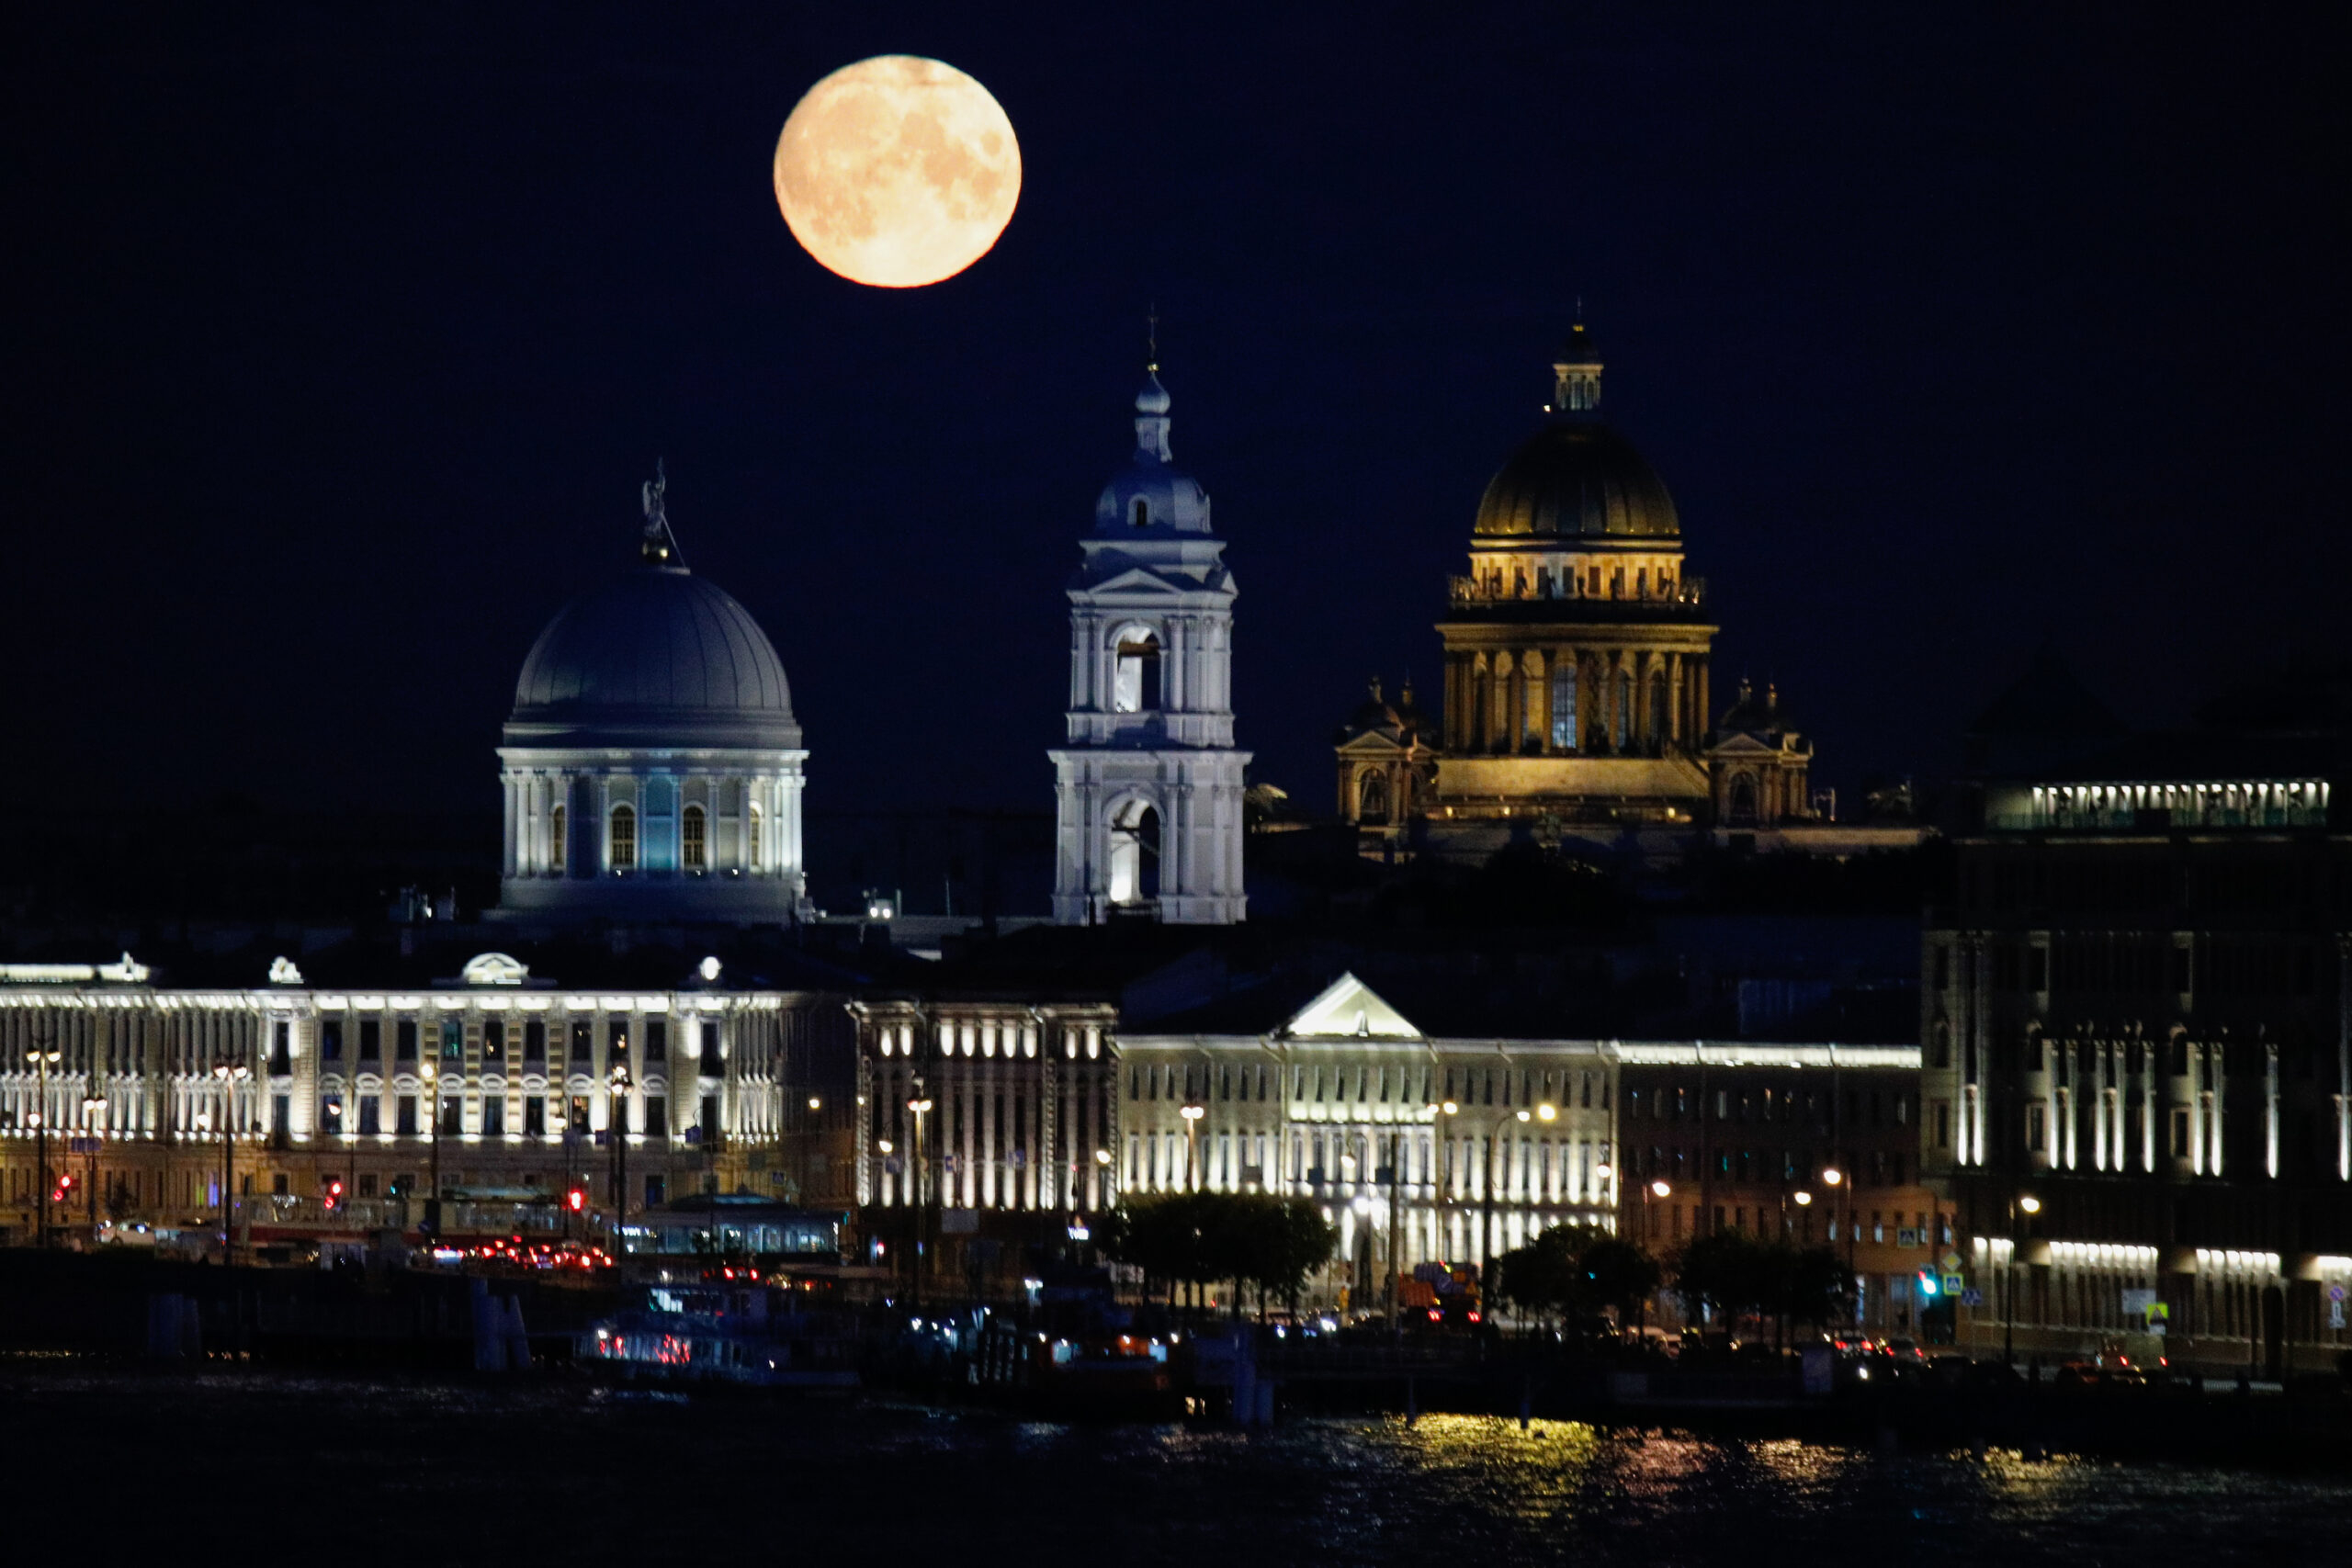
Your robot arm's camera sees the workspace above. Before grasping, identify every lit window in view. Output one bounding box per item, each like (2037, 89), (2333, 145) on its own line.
(609, 804), (636, 870)
(1550, 667), (1577, 750)
(550, 804), (567, 872)
(682, 804), (707, 870)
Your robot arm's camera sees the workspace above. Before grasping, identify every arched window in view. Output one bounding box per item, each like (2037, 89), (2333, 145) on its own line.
(681, 804), (707, 871)
(747, 802), (763, 870)
(1133, 498), (1148, 528)
(549, 805), (567, 873)
(1357, 770), (1389, 825)
(1107, 798), (1160, 906)
(1113, 628), (1161, 714)
(1728, 774), (1759, 828)
(609, 804), (637, 871)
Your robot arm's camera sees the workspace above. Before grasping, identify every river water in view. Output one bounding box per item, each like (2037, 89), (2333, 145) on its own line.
(1, 1362), (2336, 1562)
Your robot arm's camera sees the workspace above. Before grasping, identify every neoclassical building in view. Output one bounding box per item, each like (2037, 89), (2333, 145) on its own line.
(1429, 322), (1716, 823)
(0, 950), (840, 1248)
(497, 471), (809, 925)
(1334, 322), (1827, 845)
(1051, 362), (1249, 924)
(1923, 654), (2352, 1374)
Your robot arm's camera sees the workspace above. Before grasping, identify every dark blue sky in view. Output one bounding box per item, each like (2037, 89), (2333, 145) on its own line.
(7, 4), (2346, 820)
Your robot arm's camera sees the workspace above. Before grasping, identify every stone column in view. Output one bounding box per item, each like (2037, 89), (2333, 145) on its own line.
(1667, 653), (1685, 747)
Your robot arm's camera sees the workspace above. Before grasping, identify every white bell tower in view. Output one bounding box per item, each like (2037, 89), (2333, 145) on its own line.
(1050, 352), (1249, 925)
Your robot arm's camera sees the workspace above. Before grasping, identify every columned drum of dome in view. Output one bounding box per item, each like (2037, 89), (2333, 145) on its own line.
(1049, 355), (1249, 925)
(495, 474), (809, 925)
(1420, 324), (1718, 828)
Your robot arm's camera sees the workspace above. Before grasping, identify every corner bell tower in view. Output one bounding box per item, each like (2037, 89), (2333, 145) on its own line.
(1049, 344), (1249, 924)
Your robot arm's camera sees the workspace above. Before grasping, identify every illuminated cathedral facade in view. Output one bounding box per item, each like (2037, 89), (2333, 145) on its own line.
(1336, 323), (1821, 848)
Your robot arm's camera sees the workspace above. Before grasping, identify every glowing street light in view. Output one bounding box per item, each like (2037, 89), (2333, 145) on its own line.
(211, 1056), (252, 1264)
(1179, 1101), (1206, 1190)
(2007, 1192), (2041, 1364)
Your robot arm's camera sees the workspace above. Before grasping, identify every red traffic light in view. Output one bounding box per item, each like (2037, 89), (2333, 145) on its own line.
(566, 1188), (585, 1213)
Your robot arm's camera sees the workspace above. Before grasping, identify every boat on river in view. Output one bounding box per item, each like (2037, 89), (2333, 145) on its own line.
(583, 1276), (859, 1391)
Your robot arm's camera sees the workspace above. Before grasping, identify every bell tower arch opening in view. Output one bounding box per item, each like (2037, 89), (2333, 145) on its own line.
(1106, 797), (1162, 906)
(1112, 625), (1163, 714)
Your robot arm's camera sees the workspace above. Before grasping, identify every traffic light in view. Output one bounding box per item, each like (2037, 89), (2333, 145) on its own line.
(1916, 1268), (1940, 1302)
(324, 1179), (345, 1213)
(567, 1188), (586, 1213)
(52, 1172), (75, 1202)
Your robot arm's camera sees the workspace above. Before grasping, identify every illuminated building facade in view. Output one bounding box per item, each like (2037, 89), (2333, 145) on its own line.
(851, 997), (1123, 1217)
(847, 963), (1918, 1308)
(1923, 655), (2352, 1373)
(1051, 362), (1250, 925)
(495, 472), (809, 925)
(0, 953), (846, 1249)
(1613, 1043), (1940, 1333)
(1116, 974), (1621, 1293)
(1335, 323), (1841, 852)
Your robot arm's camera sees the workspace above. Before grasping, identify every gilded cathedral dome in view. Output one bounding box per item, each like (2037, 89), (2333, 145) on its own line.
(1470, 321), (1680, 543)
(1471, 421), (1681, 542)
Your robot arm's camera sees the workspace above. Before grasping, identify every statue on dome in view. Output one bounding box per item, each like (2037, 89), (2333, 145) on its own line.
(640, 459), (679, 563)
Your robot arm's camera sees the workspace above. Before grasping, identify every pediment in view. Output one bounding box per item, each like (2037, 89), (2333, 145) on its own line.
(1086, 566), (1190, 595)
(1283, 973), (1422, 1041)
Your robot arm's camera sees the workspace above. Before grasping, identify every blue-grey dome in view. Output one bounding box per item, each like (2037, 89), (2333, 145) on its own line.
(1093, 373), (1213, 536)
(505, 565), (801, 750)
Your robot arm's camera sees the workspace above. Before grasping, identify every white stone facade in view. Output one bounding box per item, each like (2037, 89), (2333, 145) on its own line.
(0, 967), (832, 1244)
(1051, 370), (1249, 924)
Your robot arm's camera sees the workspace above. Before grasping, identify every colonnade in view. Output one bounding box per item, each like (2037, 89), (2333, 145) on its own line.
(1443, 646), (1709, 757)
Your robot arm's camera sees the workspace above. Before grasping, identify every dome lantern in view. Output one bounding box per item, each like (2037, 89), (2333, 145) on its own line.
(1551, 317), (1603, 416)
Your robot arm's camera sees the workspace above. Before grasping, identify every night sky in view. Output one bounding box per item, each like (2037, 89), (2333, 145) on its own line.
(8, 5), (2346, 828)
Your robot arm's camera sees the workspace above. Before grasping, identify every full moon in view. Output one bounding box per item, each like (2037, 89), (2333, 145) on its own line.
(773, 56), (1022, 289)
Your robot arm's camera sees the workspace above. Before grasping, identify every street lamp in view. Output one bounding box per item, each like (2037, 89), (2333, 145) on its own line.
(607, 1059), (632, 1258)
(1792, 1188), (1814, 1245)
(1635, 1179), (1671, 1338)
(1429, 1100), (1464, 1269)
(28, 1036), (60, 1248)
(81, 1096), (107, 1235)
(1478, 1103), (1555, 1315)
(422, 1059), (444, 1240)
(212, 1056), (251, 1265)
(2006, 1192), (2041, 1366)
(1179, 1101), (1205, 1190)
(907, 1088), (933, 1305)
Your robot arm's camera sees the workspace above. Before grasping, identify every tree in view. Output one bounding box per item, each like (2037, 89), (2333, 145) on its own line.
(1573, 1236), (1662, 1325)
(1106, 1193), (1338, 1317)
(1672, 1232), (1850, 1347)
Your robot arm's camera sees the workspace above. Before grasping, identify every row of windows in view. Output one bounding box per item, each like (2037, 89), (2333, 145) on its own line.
(550, 802), (760, 873)
(1629, 1144), (1915, 1187)
(316, 1089), (718, 1138)
(1624, 1083), (1913, 1129)
(315, 1017), (710, 1067)
(1124, 1061), (1608, 1110)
